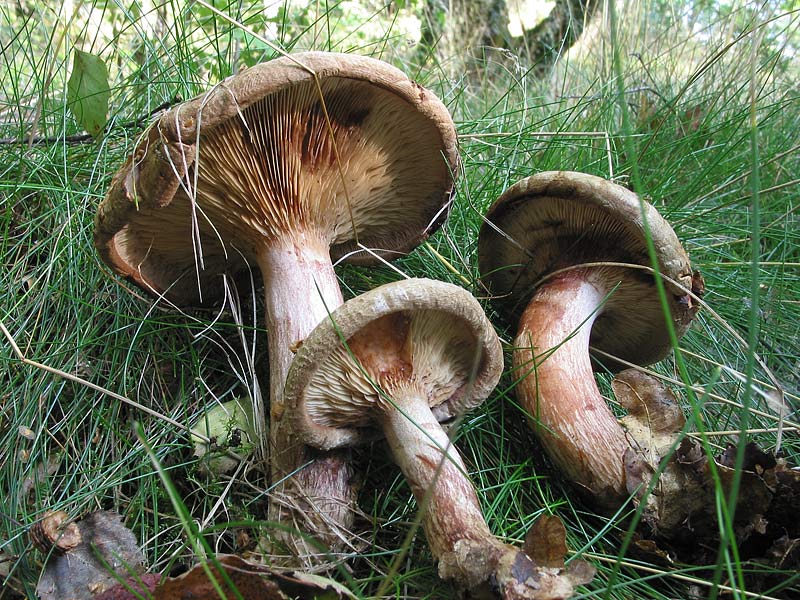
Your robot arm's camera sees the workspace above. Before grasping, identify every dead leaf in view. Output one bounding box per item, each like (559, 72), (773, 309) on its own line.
(764, 535), (800, 569)
(93, 574), (161, 600)
(155, 556), (286, 600)
(718, 442), (776, 471)
(269, 568), (357, 599)
(631, 536), (674, 565)
(523, 515), (567, 569)
(691, 270), (705, 299)
(36, 511), (145, 600)
(615, 369), (685, 439)
(154, 555), (356, 600)
(609, 369), (800, 584)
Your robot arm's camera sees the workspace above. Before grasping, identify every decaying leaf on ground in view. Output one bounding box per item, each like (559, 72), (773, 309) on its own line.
(36, 510), (146, 600)
(152, 554), (356, 599)
(93, 574), (161, 600)
(33, 511), (356, 600)
(614, 369), (800, 571)
(523, 515), (569, 569)
(509, 514), (596, 600)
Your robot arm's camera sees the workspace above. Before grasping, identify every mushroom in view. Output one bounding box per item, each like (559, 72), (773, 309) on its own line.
(95, 52), (458, 557)
(284, 278), (587, 598)
(477, 171), (702, 507)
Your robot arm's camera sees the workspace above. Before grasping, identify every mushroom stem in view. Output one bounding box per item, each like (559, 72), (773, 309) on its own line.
(514, 270), (630, 505)
(256, 238), (354, 556)
(382, 391), (495, 559)
(381, 390), (539, 595)
(258, 239), (343, 413)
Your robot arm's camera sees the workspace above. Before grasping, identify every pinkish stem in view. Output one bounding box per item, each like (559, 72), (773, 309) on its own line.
(514, 270), (630, 504)
(381, 393), (497, 559)
(256, 236), (354, 559)
(381, 391), (545, 596)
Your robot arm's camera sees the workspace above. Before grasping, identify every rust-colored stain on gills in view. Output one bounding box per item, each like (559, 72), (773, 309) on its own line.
(347, 312), (412, 383)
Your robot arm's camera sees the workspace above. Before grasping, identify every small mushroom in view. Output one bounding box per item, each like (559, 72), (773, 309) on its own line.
(95, 52), (458, 556)
(284, 279), (585, 598)
(478, 171), (701, 507)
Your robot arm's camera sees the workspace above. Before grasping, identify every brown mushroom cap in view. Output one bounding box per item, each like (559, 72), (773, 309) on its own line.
(478, 171), (697, 368)
(284, 278), (503, 451)
(96, 52), (459, 305)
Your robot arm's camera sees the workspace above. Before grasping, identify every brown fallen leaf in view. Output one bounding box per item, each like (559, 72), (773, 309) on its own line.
(613, 369), (800, 575)
(155, 556), (286, 600)
(154, 555), (356, 600)
(32, 509), (356, 600)
(514, 514), (595, 598)
(93, 574), (161, 600)
(523, 515), (568, 569)
(615, 369), (686, 439)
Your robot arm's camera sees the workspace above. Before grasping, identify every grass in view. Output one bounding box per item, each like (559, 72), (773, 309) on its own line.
(1, 1), (799, 598)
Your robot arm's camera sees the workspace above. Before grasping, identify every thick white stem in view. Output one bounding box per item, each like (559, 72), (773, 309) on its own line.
(514, 271), (630, 503)
(258, 238), (343, 418)
(256, 236), (354, 557)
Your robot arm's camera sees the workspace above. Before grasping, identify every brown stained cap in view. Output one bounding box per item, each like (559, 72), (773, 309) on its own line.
(283, 278), (503, 451)
(96, 52), (459, 305)
(478, 171), (699, 367)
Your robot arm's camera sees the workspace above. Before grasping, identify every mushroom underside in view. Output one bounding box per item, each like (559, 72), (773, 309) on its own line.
(108, 76), (453, 305)
(300, 308), (485, 445)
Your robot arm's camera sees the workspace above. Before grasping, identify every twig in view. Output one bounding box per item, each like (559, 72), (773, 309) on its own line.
(423, 241), (472, 285)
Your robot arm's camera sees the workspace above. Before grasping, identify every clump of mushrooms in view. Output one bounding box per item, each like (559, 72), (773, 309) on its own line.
(478, 171), (703, 508)
(95, 52), (458, 560)
(284, 278), (593, 598)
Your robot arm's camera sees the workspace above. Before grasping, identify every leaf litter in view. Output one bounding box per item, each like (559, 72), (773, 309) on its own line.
(614, 369), (799, 577)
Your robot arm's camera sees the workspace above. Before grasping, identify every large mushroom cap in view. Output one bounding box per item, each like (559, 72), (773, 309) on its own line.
(284, 278), (503, 451)
(96, 52), (459, 306)
(478, 171), (697, 368)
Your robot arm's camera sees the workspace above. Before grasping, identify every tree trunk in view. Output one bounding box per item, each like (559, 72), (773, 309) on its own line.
(419, 0), (599, 77)
(519, 0), (600, 75)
